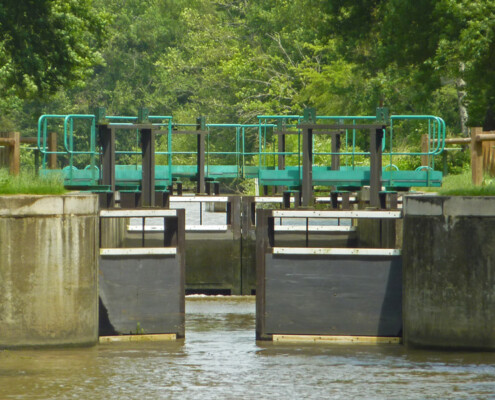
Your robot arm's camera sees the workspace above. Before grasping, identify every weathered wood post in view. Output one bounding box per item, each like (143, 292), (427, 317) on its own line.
(471, 127), (483, 186)
(420, 133), (429, 167)
(9, 132), (20, 176)
(0, 132), (21, 175)
(48, 131), (57, 169)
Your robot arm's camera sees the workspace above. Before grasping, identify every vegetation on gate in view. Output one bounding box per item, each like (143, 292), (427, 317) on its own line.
(0, 170), (67, 195)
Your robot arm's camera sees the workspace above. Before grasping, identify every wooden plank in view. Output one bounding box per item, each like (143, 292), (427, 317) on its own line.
(274, 225), (355, 232)
(255, 196), (283, 203)
(272, 247), (401, 256)
(100, 209), (177, 217)
(272, 335), (401, 344)
(272, 210), (402, 219)
(99, 333), (177, 343)
(100, 248), (177, 256)
(127, 224), (229, 232)
(170, 196), (229, 203)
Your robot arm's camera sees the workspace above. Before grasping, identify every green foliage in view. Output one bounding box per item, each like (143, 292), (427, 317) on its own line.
(3, 0), (495, 180)
(0, 170), (67, 195)
(434, 171), (495, 196)
(134, 322), (145, 335)
(0, 0), (108, 98)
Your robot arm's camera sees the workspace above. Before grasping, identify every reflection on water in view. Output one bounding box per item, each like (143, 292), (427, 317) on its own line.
(0, 296), (494, 399)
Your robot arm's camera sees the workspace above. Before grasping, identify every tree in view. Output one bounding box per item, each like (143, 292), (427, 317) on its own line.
(0, 0), (108, 98)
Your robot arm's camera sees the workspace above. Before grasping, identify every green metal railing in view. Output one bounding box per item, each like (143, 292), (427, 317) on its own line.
(37, 111), (446, 189)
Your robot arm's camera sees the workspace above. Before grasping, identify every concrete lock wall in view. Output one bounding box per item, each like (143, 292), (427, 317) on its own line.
(403, 195), (495, 351)
(0, 194), (99, 348)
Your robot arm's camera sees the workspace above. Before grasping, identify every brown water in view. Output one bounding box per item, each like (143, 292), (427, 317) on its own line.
(0, 297), (494, 399)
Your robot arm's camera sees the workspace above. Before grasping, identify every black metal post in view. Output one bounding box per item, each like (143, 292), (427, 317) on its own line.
(99, 124), (115, 208)
(196, 117), (205, 194)
(302, 126), (313, 207)
(331, 132), (341, 171)
(370, 127), (384, 208)
(141, 127), (155, 207)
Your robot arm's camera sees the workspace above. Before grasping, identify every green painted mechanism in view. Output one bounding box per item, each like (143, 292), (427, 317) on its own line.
(37, 107), (445, 192)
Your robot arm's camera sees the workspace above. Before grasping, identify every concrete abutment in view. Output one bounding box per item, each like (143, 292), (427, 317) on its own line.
(0, 194), (99, 348)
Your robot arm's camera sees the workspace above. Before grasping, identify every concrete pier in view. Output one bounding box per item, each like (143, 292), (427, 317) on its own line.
(0, 194), (99, 348)
(402, 195), (495, 350)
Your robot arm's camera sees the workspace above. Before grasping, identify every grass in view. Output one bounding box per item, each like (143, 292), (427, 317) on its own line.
(420, 170), (495, 196)
(0, 170), (67, 195)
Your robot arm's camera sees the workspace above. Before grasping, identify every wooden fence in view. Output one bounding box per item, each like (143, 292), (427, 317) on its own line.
(423, 127), (495, 185)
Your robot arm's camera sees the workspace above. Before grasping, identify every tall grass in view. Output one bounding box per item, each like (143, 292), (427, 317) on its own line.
(422, 170), (495, 196)
(0, 170), (67, 195)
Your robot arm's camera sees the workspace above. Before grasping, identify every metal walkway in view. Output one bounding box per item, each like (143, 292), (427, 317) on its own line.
(36, 107), (445, 206)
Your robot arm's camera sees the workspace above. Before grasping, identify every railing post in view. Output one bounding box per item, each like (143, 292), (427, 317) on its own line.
(420, 133), (429, 167)
(331, 131), (341, 171)
(48, 131), (57, 169)
(9, 132), (20, 176)
(471, 127), (483, 186)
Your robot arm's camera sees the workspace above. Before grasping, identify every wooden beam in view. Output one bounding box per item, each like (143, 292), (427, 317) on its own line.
(20, 137), (37, 144)
(99, 334), (177, 343)
(0, 138), (15, 145)
(9, 132), (20, 176)
(431, 137), (471, 144)
(48, 131), (57, 169)
(272, 335), (401, 344)
(475, 133), (495, 142)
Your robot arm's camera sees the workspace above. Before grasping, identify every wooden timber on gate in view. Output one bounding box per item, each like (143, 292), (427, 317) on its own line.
(424, 126), (495, 185)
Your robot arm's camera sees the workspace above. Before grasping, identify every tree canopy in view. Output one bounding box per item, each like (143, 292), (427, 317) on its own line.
(1, 0), (495, 135)
(0, 0), (107, 97)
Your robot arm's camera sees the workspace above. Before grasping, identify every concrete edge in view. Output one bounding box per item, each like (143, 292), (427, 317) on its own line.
(0, 193), (98, 216)
(404, 195), (495, 217)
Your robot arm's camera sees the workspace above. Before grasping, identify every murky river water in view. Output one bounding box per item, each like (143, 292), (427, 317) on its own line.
(1, 297), (494, 399)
